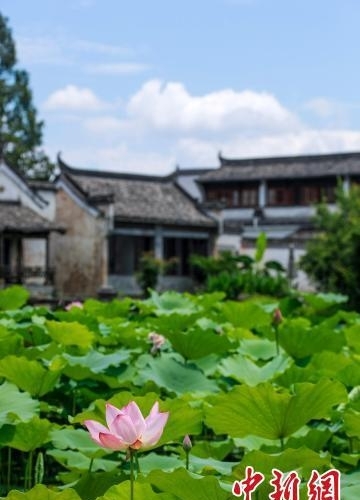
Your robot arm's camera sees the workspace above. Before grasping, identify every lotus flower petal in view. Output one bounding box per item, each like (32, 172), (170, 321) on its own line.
(142, 411), (169, 447)
(105, 403), (124, 429)
(122, 401), (146, 435)
(111, 414), (139, 444)
(99, 432), (128, 450)
(84, 420), (111, 446)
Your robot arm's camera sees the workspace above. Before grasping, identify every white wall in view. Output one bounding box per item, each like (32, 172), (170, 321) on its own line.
(0, 165), (51, 220)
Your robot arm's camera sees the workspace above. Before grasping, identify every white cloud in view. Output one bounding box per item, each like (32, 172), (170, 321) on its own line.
(17, 35), (135, 67)
(177, 129), (360, 165)
(85, 62), (149, 75)
(126, 80), (299, 134)
(44, 85), (107, 111)
(43, 79), (360, 174)
(305, 98), (340, 119)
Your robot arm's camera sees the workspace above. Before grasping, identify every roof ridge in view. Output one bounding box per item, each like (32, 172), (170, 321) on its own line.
(219, 150), (360, 167)
(57, 153), (171, 182)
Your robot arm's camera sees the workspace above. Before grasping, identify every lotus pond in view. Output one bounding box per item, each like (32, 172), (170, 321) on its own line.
(0, 286), (359, 499)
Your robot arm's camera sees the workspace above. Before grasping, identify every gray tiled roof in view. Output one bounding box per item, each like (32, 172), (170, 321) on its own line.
(199, 152), (360, 183)
(64, 170), (215, 228)
(0, 202), (58, 233)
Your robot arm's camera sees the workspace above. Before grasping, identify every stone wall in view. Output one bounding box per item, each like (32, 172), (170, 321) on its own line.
(53, 188), (106, 299)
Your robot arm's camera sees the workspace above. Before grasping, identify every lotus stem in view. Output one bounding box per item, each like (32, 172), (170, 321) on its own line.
(129, 449), (135, 500)
(274, 326), (279, 355)
(24, 450), (34, 490)
(135, 452), (141, 474)
(185, 451), (189, 471)
(7, 447), (12, 493)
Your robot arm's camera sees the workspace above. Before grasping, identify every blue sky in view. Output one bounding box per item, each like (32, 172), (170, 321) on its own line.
(2, 0), (360, 174)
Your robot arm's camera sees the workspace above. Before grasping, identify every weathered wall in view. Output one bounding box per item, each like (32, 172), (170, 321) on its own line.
(23, 238), (47, 285)
(53, 188), (106, 299)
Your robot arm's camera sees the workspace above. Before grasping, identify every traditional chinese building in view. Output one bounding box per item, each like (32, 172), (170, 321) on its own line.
(195, 151), (360, 287)
(53, 157), (216, 298)
(0, 161), (62, 299)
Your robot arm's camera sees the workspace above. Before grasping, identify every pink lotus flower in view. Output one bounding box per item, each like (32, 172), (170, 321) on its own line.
(84, 401), (169, 451)
(148, 332), (166, 354)
(65, 301), (83, 311)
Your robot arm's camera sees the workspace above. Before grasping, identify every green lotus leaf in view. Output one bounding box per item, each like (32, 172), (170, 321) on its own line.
(0, 381), (39, 424)
(145, 313), (200, 335)
(218, 353), (291, 386)
(233, 447), (332, 480)
(164, 328), (233, 360)
(205, 379), (347, 440)
(0, 285), (29, 311)
(0, 416), (52, 451)
(98, 481), (175, 500)
(146, 468), (230, 500)
(191, 439), (234, 461)
(50, 427), (105, 455)
(73, 471), (127, 500)
(238, 337), (278, 360)
(138, 452), (183, 473)
(220, 301), (271, 329)
(0, 356), (61, 396)
(278, 317), (345, 359)
(302, 292), (348, 311)
(147, 290), (198, 316)
(48, 449), (119, 472)
(62, 349), (130, 377)
(83, 297), (133, 318)
(0, 325), (23, 357)
(137, 354), (219, 395)
(3, 484), (81, 499)
(345, 324), (360, 353)
(341, 471), (360, 500)
(344, 408), (360, 437)
(159, 398), (203, 444)
(46, 320), (94, 349)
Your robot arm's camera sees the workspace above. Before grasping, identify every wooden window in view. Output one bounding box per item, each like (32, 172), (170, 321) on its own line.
(300, 184), (336, 205)
(109, 235), (153, 274)
(302, 186), (320, 204)
(163, 237), (208, 276)
(240, 188), (257, 207)
(267, 186), (294, 206)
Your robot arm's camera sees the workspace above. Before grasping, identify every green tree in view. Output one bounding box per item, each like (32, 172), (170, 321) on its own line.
(0, 13), (54, 179)
(300, 184), (360, 309)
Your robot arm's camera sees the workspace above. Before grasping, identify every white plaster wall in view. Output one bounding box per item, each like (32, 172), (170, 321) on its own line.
(265, 206), (316, 219)
(240, 245), (314, 291)
(0, 165), (50, 219)
(0, 170), (20, 201)
(221, 208), (254, 219)
(35, 190), (57, 221)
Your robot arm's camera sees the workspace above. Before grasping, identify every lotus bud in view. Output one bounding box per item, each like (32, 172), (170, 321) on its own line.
(183, 434), (192, 452)
(272, 308), (283, 326)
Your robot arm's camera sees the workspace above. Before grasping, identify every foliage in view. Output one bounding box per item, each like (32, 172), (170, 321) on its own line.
(300, 185), (360, 309)
(136, 252), (177, 297)
(191, 233), (289, 299)
(0, 14), (54, 179)
(0, 284), (359, 499)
